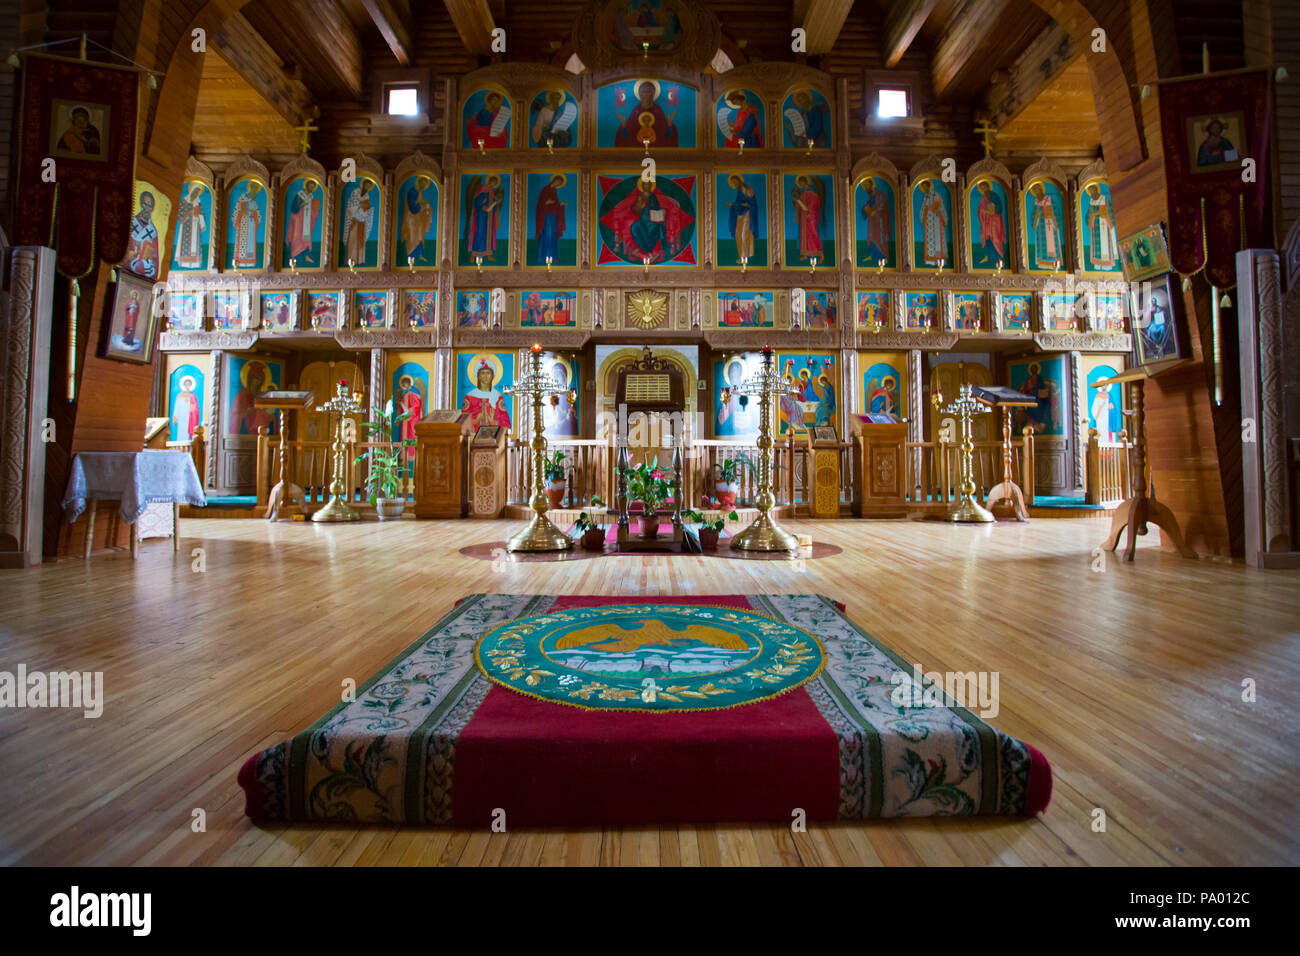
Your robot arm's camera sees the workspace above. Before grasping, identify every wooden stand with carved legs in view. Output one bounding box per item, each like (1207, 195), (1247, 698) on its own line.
(265, 408), (307, 521)
(987, 406), (1029, 521)
(1101, 378), (1196, 561)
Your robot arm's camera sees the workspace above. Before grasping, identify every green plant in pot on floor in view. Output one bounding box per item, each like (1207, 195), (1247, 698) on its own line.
(543, 449), (568, 508)
(572, 495), (607, 550)
(624, 458), (674, 538)
(714, 454), (751, 510)
(684, 509), (739, 549)
(355, 398), (416, 520)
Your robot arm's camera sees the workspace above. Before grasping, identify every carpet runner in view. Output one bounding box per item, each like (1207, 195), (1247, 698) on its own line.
(238, 594), (1052, 827)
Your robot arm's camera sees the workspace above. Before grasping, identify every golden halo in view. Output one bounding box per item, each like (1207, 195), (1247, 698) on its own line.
(415, 174), (431, 190)
(179, 375), (196, 392)
(466, 352), (505, 387)
(724, 355), (747, 387)
(724, 89), (747, 109)
(548, 89), (566, 106)
(550, 172), (567, 187)
(727, 173), (743, 188)
(399, 374), (414, 390)
(634, 78), (661, 101)
(239, 359), (270, 389)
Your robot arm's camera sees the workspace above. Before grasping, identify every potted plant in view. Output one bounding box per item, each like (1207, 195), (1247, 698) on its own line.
(715, 455), (751, 510)
(543, 449), (567, 508)
(624, 459), (673, 538)
(573, 495), (607, 550)
(355, 398), (416, 519)
(684, 509), (739, 550)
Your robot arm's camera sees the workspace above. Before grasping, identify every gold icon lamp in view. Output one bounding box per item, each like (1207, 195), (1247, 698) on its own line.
(312, 379), (364, 523)
(505, 344), (576, 552)
(933, 384), (995, 523)
(731, 346), (801, 553)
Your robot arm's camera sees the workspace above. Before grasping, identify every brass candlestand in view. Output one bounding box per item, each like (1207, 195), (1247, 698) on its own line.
(505, 344), (576, 552)
(731, 346), (801, 552)
(935, 384), (994, 523)
(312, 380), (364, 523)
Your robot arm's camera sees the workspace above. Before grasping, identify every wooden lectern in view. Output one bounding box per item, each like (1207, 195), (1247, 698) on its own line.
(468, 424), (509, 518)
(971, 385), (1038, 522)
(806, 425), (842, 518)
(850, 414), (908, 518)
(413, 410), (473, 518)
(255, 389), (315, 521)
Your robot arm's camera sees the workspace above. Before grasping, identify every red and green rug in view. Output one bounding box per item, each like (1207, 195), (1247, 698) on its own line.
(238, 594), (1051, 826)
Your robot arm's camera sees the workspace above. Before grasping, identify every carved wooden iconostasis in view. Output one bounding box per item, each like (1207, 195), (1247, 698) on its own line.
(153, 0), (1133, 497)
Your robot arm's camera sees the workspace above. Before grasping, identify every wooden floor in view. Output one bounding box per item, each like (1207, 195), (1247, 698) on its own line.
(2, 515), (1298, 866)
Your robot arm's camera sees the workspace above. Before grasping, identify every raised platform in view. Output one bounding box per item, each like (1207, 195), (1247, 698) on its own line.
(238, 593), (1052, 827)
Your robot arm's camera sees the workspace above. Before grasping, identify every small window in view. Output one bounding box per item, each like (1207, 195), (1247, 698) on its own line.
(877, 88), (908, 118)
(386, 86), (419, 116)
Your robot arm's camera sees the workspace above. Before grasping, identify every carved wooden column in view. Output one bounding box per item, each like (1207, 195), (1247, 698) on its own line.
(0, 246), (55, 567)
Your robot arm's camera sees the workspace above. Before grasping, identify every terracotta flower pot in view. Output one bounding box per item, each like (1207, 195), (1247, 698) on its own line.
(638, 514), (660, 538)
(698, 527), (720, 549)
(375, 497), (406, 520)
(546, 479), (566, 508)
(715, 481), (739, 510)
(582, 528), (606, 550)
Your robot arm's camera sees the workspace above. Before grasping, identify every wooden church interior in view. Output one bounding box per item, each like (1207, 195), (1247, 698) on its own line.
(0, 0), (1298, 868)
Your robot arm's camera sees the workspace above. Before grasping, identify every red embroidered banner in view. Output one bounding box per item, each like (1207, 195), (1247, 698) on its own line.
(1158, 69), (1273, 289)
(14, 54), (140, 278)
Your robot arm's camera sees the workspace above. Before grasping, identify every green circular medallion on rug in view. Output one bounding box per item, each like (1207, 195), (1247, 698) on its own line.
(474, 604), (827, 712)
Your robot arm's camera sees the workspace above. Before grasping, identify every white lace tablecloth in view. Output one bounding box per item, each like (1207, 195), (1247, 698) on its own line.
(62, 451), (207, 525)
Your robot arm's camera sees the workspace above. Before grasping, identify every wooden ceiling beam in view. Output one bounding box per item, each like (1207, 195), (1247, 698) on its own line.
(800, 0), (855, 55)
(984, 19), (1078, 128)
(443, 0), (498, 56)
(211, 12), (316, 129)
(884, 0), (938, 68)
(931, 0), (1046, 101)
(361, 0), (413, 66)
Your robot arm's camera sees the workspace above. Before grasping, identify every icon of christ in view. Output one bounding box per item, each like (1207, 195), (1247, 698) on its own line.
(600, 178), (693, 264)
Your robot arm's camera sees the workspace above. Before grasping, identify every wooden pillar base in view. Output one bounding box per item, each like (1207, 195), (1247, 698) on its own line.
(265, 480), (307, 521)
(987, 480), (1029, 521)
(1103, 494), (1197, 562)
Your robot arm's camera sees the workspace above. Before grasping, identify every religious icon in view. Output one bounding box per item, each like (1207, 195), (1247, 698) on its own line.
(462, 88), (511, 149)
(1087, 364), (1122, 441)
(595, 173), (697, 266)
(805, 291), (837, 329)
(855, 175), (896, 268)
(338, 177), (380, 268)
(520, 291), (576, 327)
(125, 182), (168, 280)
(259, 291), (297, 333)
(1024, 179), (1065, 272)
(784, 173), (832, 265)
(967, 178), (1009, 272)
(1118, 222), (1172, 283)
(776, 353), (837, 434)
(456, 289), (490, 328)
(226, 356), (281, 436)
(597, 79), (696, 148)
(395, 173), (439, 267)
(282, 176), (323, 269)
(716, 89), (764, 148)
(353, 290), (389, 329)
(1185, 111), (1246, 173)
(996, 292), (1033, 332)
(529, 89), (578, 148)
(390, 363), (428, 461)
(456, 352), (514, 431)
(911, 178), (952, 269)
(716, 291), (774, 328)
(612, 0), (684, 53)
(1078, 180), (1121, 273)
(856, 291), (891, 328)
(1043, 292), (1078, 331)
(226, 178), (267, 270)
(1130, 273), (1185, 367)
(527, 172), (576, 267)
(781, 88), (831, 148)
(542, 354), (580, 438)
(714, 353), (762, 437)
(459, 173), (510, 267)
(168, 364), (205, 443)
(903, 291), (938, 330)
(49, 99), (109, 161)
(1089, 290), (1127, 332)
(103, 271), (158, 364)
(402, 290), (438, 328)
(1008, 356), (1064, 436)
(212, 290), (247, 330)
(952, 292), (986, 331)
(306, 291), (341, 330)
(166, 291), (204, 331)
(715, 172), (766, 268)
(862, 361), (903, 416)
(170, 180), (211, 272)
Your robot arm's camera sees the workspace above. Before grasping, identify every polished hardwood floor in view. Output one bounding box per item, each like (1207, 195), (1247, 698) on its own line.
(1, 514), (1298, 866)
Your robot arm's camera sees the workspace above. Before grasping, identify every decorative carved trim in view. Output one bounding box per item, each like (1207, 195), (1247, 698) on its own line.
(908, 154), (946, 182)
(206, 351), (221, 489)
(161, 330), (258, 350)
(965, 156), (1013, 185)
(1255, 251), (1290, 549)
(1076, 157), (1108, 187)
(349, 152), (385, 183)
(850, 152), (900, 187)
(337, 329), (436, 348)
(223, 154), (271, 185)
(392, 150), (444, 186)
(1070, 349), (1085, 489)
(1021, 155), (1069, 187)
(1032, 331), (1131, 352)
(280, 153), (327, 183)
(184, 155), (215, 187)
(854, 331), (959, 349)
(572, 0), (722, 71)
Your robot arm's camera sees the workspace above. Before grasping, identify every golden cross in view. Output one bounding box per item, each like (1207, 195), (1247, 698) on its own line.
(974, 119), (997, 157)
(294, 118), (319, 155)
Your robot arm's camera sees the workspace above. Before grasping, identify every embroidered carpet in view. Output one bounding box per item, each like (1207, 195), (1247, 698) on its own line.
(238, 594), (1052, 827)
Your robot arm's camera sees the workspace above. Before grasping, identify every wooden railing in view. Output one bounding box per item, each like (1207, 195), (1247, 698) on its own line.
(1085, 428), (1133, 505)
(904, 434), (1036, 506)
(165, 425), (207, 480)
(509, 439), (612, 508)
(255, 428), (418, 507)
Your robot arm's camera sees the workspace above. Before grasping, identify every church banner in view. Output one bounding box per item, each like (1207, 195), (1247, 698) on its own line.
(1157, 69), (1272, 289)
(14, 53), (140, 278)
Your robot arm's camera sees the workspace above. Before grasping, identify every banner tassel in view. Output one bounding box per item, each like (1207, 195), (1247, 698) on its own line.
(68, 279), (79, 402)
